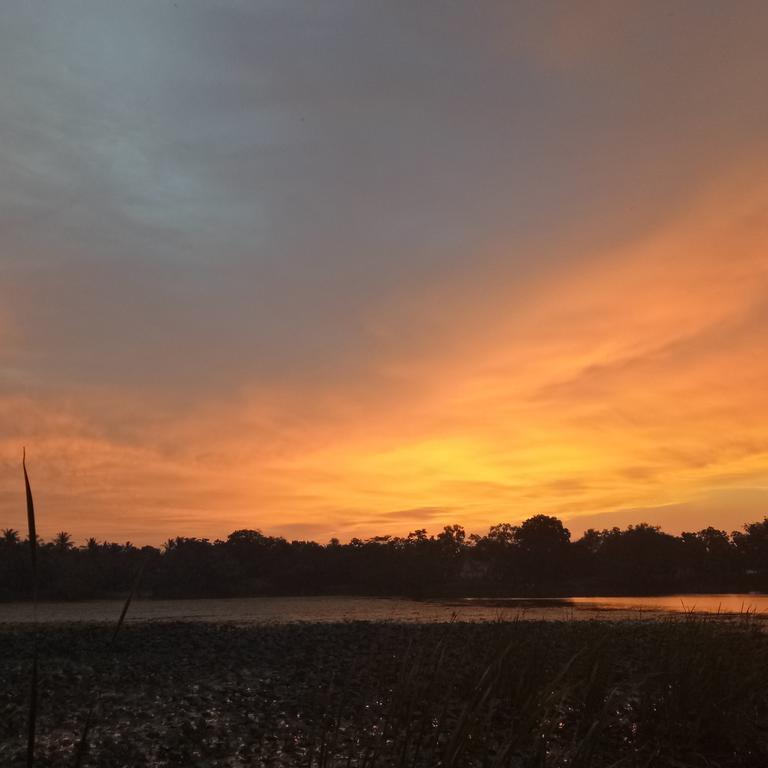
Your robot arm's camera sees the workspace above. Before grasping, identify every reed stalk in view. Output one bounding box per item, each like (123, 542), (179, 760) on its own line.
(23, 448), (38, 768)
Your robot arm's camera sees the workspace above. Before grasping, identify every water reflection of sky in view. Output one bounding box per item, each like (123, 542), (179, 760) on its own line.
(1, 594), (767, 625)
(453, 594), (768, 616)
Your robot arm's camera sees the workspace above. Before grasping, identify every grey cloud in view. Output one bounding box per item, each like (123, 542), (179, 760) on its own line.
(2, 1), (768, 405)
(377, 506), (451, 520)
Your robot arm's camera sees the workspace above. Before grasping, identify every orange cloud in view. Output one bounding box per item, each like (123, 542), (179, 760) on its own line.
(3, 167), (768, 544)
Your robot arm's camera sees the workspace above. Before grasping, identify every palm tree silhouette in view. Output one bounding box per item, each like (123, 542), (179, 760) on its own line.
(53, 531), (73, 551)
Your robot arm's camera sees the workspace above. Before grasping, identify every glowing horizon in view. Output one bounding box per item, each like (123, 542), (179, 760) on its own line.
(2, 3), (768, 545)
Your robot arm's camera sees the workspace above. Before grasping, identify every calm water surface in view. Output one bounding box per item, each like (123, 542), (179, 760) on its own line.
(0, 594), (766, 624)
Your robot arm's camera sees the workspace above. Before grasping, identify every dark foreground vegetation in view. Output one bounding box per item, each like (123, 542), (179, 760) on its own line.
(1, 618), (767, 767)
(3, 515), (768, 600)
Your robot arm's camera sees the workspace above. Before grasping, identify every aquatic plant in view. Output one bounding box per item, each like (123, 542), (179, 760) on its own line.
(2, 618), (767, 766)
(16, 453), (145, 768)
(22, 449), (37, 768)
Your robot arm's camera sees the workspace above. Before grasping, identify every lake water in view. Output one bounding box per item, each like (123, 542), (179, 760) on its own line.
(0, 593), (766, 625)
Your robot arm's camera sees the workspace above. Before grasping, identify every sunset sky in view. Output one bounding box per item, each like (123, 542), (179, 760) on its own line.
(2, 2), (768, 545)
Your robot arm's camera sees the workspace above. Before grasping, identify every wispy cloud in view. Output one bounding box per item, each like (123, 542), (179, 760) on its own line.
(1, 4), (768, 543)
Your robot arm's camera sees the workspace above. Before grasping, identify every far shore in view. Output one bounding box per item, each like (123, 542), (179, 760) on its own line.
(1, 593), (767, 626)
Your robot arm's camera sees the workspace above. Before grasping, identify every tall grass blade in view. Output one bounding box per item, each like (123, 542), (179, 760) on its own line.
(27, 649), (38, 768)
(72, 708), (93, 768)
(23, 448), (38, 768)
(111, 557), (146, 645)
(74, 555), (147, 767)
(23, 449), (37, 586)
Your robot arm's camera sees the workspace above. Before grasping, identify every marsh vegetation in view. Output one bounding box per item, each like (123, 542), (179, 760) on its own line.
(2, 618), (768, 767)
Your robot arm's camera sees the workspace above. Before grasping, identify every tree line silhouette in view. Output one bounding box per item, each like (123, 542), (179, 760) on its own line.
(1, 514), (767, 601)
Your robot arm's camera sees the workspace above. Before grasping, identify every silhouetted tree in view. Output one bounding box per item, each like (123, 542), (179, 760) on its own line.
(0, 514), (764, 601)
(733, 518), (768, 589)
(513, 515), (571, 590)
(53, 531), (73, 551)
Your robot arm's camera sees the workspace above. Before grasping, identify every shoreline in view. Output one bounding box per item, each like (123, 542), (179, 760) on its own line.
(1, 593), (767, 627)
